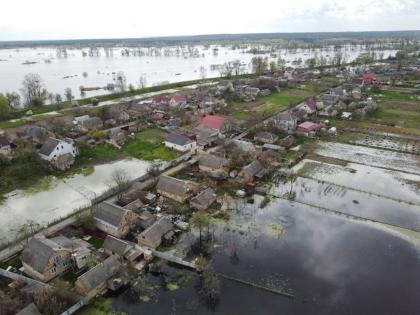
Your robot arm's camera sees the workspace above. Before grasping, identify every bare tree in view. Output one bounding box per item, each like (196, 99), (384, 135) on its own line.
(115, 71), (127, 92)
(199, 66), (207, 79)
(108, 169), (130, 203)
(64, 88), (74, 102)
(147, 162), (161, 184)
(20, 73), (45, 106)
(138, 76), (147, 89)
(54, 93), (63, 104)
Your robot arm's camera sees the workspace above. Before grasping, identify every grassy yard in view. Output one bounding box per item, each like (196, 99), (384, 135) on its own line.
(87, 236), (105, 249)
(229, 88), (313, 122)
(78, 298), (121, 315)
(123, 128), (181, 161)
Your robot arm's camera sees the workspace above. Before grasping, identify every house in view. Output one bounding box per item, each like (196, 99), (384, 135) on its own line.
(25, 125), (48, 143)
(244, 87), (260, 97)
(352, 87), (362, 100)
(301, 99), (316, 114)
(55, 153), (75, 171)
(38, 137), (77, 164)
(254, 132), (279, 144)
(75, 255), (124, 301)
(262, 144), (285, 152)
(21, 236), (90, 282)
(169, 95), (187, 107)
(190, 188), (217, 211)
(199, 154), (230, 177)
(77, 116), (103, 132)
(94, 201), (139, 238)
(153, 95), (167, 105)
(16, 303), (42, 315)
(103, 235), (144, 263)
(164, 133), (196, 152)
(191, 126), (219, 147)
(218, 80), (233, 91)
(0, 136), (12, 155)
(362, 72), (377, 85)
(279, 135), (296, 148)
(260, 89), (271, 96)
(271, 111), (297, 132)
(137, 217), (174, 248)
(108, 127), (127, 146)
(200, 115), (232, 134)
(156, 175), (198, 203)
(238, 160), (265, 183)
(341, 112), (353, 120)
(297, 121), (318, 137)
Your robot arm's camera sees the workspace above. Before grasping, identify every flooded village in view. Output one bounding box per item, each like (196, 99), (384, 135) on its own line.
(0, 35), (420, 315)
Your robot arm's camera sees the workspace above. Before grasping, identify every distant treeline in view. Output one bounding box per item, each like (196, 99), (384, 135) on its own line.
(1, 31), (420, 48)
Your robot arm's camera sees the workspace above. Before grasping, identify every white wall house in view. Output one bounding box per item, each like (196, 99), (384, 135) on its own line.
(39, 137), (78, 161)
(164, 133), (196, 152)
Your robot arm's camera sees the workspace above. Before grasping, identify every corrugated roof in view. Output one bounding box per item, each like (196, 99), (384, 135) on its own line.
(103, 236), (131, 256)
(199, 154), (229, 170)
(94, 201), (128, 228)
(157, 175), (189, 197)
(191, 188), (216, 207)
(16, 303), (41, 315)
(76, 255), (122, 293)
(21, 237), (61, 273)
(138, 217), (173, 247)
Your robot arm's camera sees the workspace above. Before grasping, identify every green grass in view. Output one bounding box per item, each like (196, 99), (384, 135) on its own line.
(232, 111), (253, 120)
(75, 144), (126, 167)
(371, 91), (418, 102)
(77, 298), (125, 315)
(0, 118), (26, 129)
(123, 129), (181, 161)
(87, 236), (104, 249)
(0, 255), (22, 269)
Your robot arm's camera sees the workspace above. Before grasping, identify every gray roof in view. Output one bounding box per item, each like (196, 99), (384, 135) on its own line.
(191, 188), (216, 207)
(157, 175), (190, 197)
(138, 217), (173, 246)
(275, 111), (296, 121)
(123, 198), (145, 211)
(26, 126), (46, 140)
(21, 237), (62, 273)
(243, 160), (264, 177)
(0, 136), (10, 147)
(77, 255), (122, 293)
(16, 303), (42, 315)
(39, 138), (60, 156)
(80, 117), (103, 129)
(50, 235), (91, 251)
(94, 201), (128, 228)
(199, 154), (229, 170)
(165, 133), (192, 146)
(103, 235), (132, 256)
(255, 132), (278, 142)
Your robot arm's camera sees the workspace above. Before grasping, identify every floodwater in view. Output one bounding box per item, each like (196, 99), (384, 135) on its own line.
(315, 141), (420, 175)
(271, 176), (420, 231)
(111, 196), (420, 315)
(294, 159), (420, 204)
(0, 158), (149, 244)
(0, 45), (396, 99)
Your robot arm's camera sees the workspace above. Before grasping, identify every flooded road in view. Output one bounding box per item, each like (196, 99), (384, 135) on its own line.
(111, 197), (420, 315)
(0, 158), (149, 244)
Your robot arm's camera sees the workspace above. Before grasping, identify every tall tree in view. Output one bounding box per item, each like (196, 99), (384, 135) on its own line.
(190, 211), (210, 247)
(64, 88), (74, 102)
(0, 94), (11, 120)
(116, 71), (127, 91)
(5, 92), (21, 109)
(108, 169), (130, 203)
(20, 73), (45, 106)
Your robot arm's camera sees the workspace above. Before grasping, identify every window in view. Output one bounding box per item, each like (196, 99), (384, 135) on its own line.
(61, 145), (64, 149)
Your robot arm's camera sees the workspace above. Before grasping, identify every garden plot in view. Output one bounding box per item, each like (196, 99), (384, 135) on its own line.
(294, 159), (420, 205)
(271, 177), (420, 231)
(315, 141), (420, 175)
(353, 134), (420, 154)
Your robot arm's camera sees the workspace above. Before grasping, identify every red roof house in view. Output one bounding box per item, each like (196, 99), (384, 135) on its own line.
(153, 95), (167, 104)
(169, 95), (187, 107)
(362, 72), (376, 85)
(200, 115), (231, 133)
(297, 121), (317, 134)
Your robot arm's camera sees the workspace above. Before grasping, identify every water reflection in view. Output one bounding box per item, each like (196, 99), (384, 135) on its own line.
(112, 197), (420, 315)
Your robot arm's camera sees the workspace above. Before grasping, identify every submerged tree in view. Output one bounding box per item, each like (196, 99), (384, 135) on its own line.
(64, 88), (74, 102)
(190, 211), (210, 248)
(198, 260), (220, 309)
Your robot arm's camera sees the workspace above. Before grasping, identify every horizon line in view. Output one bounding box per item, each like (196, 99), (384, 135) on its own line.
(1, 29), (420, 44)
